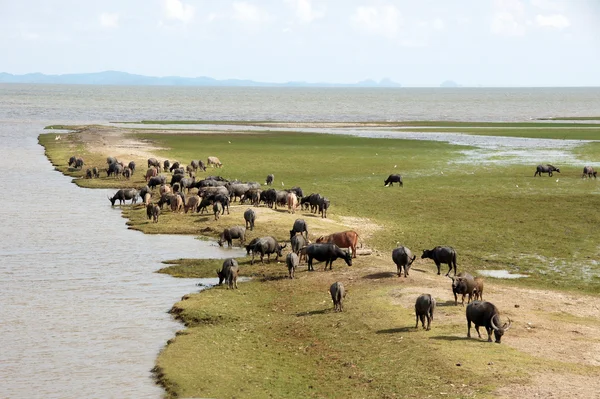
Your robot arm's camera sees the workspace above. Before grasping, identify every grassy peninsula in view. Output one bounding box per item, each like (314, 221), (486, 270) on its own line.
(40, 122), (600, 398)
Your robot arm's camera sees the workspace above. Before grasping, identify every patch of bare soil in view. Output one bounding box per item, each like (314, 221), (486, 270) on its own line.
(77, 125), (165, 161)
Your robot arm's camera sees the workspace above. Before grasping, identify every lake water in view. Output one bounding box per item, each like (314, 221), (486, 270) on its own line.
(0, 84), (598, 398)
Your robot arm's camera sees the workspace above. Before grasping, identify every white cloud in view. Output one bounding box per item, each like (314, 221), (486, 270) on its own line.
(535, 14), (570, 29)
(164, 0), (195, 23)
(207, 12), (217, 23)
(99, 12), (119, 29)
(433, 17), (445, 30)
(491, 0), (526, 36)
(287, 0), (325, 23)
(531, 0), (565, 12)
(232, 2), (270, 23)
(351, 5), (402, 39)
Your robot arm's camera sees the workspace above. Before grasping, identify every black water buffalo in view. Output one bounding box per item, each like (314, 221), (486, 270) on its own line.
(218, 226), (246, 247)
(139, 185), (151, 201)
(196, 197), (212, 214)
(582, 166), (597, 179)
(301, 193), (324, 214)
(107, 162), (123, 178)
(274, 190), (289, 209)
(169, 161), (180, 172)
(106, 156), (117, 165)
(245, 237), (261, 255)
(305, 243), (352, 271)
(122, 167), (132, 179)
(266, 174), (274, 185)
(291, 234), (310, 262)
(227, 183), (255, 202)
(92, 167), (100, 178)
(450, 272), (476, 306)
(196, 178), (227, 188)
(147, 158), (161, 171)
(392, 246), (416, 277)
(190, 160), (206, 172)
(148, 175), (166, 189)
(198, 186), (229, 198)
(286, 252), (299, 279)
(421, 246), (457, 276)
(290, 219), (308, 240)
(108, 188), (138, 206)
(289, 186), (304, 199)
(244, 208), (256, 230)
(384, 174), (403, 187)
(318, 197), (330, 218)
(466, 301), (512, 343)
(179, 177), (196, 193)
(213, 202), (222, 220)
(261, 188), (277, 208)
(534, 164), (560, 177)
(146, 203), (160, 223)
(240, 188), (262, 206)
(68, 156), (76, 167)
(68, 156), (84, 169)
(330, 282), (346, 312)
(415, 294), (436, 330)
(217, 258), (239, 289)
(170, 173), (185, 186)
(249, 237), (286, 265)
(163, 160), (170, 171)
(127, 161), (136, 174)
(85, 168), (93, 179)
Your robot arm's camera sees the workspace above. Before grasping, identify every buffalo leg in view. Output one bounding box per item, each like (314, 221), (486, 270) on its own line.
(467, 321), (472, 338)
(415, 314), (419, 328)
(486, 327), (493, 342)
(475, 325), (482, 339)
(435, 262), (441, 275)
(426, 315), (431, 331)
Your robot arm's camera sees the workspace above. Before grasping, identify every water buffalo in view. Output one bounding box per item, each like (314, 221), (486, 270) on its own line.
(148, 175), (166, 190)
(421, 246), (457, 276)
(305, 243), (352, 271)
(169, 161), (180, 172)
(266, 174), (274, 185)
(107, 162), (123, 178)
(582, 166), (597, 179)
(179, 177), (196, 193)
(249, 237), (286, 265)
(159, 184), (171, 196)
(245, 237), (261, 255)
(170, 194), (184, 213)
(190, 160), (203, 172)
(217, 258), (239, 289)
(147, 158), (161, 171)
(415, 294), (436, 330)
(300, 193), (322, 212)
(108, 188), (138, 206)
(392, 245), (416, 277)
(287, 192), (299, 213)
(274, 190), (289, 209)
(122, 167), (131, 180)
(85, 168), (93, 179)
(106, 156), (117, 165)
(146, 203), (160, 223)
(92, 167), (100, 178)
(157, 193), (175, 209)
(450, 272), (476, 306)
(240, 188), (262, 206)
(330, 282), (346, 312)
(534, 164), (560, 177)
(261, 188), (277, 208)
(290, 219), (308, 240)
(218, 226), (246, 247)
(140, 185), (151, 199)
(316, 231), (359, 258)
(184, 195), (201, 213)
(127, 161), (136, 174)
(244, 208), (256, 230)
(68, 156), (77, 167)
(163, 160), (170, 171)
(473, 277), (484, 301)
(384, 174), (403, 187)
(207, 156), (222, 168)
(318, 197), (330, 218)
(145, 167), (158, 182)
(196, 197), (211, 214)
(213, 202), (222, 220)
(466, 301), (512, 343)
(289, 187), (303, 199)
(286, 252), (299, 279)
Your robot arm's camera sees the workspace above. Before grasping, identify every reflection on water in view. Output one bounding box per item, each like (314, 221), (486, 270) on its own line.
(477, 270), (529, 279)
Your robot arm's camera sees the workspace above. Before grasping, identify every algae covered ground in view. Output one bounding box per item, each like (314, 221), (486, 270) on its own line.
(40, 123), (600, 398)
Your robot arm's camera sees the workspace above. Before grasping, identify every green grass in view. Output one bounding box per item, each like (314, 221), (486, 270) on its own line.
(393, 127), (600, 140)
(538, 116), (600, 121)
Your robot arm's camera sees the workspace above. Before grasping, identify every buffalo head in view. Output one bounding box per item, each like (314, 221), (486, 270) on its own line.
(421, 249), (432, 259)
(490, 316), (512, 343)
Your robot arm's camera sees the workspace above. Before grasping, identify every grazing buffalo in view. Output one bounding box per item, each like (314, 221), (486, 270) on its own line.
(179, 177), (196, 193)
(244, 208), (256, 230)
(286, 252), (299, 279)
(107, 162), (123, 178)
(291, 234), (310, 262)
(207, 156), (222, 168)
(190, 160), (206, 172)
(145, 167), (158, 182)
(159, 184), (171, 197)
(122, 167), (132, 179)
(184, 195), (201, 213)
(196, 197), (211, 214)
(218, 226), (246, 247)
(415, 294), (436, 330)
(290, 219), (308, 240)
(127, 161), (136, 174)
(68, 156), (76, 167)
(85, 168), (93, 179)
(147, 158), (161, 171)
(140, 185), (151, 199)
(148, 175), (166, 190)
(330, 282), (346, 312)
(287, 192), (298, 213)
(473, 277), (484, 301)
(534, 164), (560, 177)
(421, 246), (457, 276)
(305, 243), (352, 271)
(450, 272), (477, 306)
(108, 189), (138, 206)
(466, 301), (512, 343)
(316, 231), (359, 258)
(170, 194), (183, 213)
(261, 188), (277, 208)
(266, 174), (274, 185)
(170, 173), (185, 186)
(146, 203), (160, 223)
(92, 167), (100, 178)
(106, 156), (117, 165)
(249, 237), (286, 265)
(384, 174), (403, 187)
(245, 237), (261, 255)
(241, 188), (262, 206)
(142, 192), (151, 207)
(217, 258), (239, 289)
(582, 166), (597, 179)
(392, 246), (416, 277)
(169, 162), (181, 172)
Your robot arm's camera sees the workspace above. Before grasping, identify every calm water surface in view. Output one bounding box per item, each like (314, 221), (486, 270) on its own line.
(0, 84), (598, 398)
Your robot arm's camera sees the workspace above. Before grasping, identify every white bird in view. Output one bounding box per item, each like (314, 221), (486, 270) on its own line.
(376, 153), (378, 155)
(394, 165), (397, 168)
(516, 185), (519, 188)
(441, 171), (444, 175)
(281, 182), (284, 186)
(556, 179), (559, 182)
(228, 141), (231, 144)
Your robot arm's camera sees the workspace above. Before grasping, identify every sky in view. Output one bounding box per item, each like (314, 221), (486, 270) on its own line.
(1, 0), (599, 86)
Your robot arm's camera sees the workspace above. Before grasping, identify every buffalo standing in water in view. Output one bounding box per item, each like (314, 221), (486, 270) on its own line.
(421, 246), (457, 276)
(384, 174), (403, 187)
(534, 164), (560, 177)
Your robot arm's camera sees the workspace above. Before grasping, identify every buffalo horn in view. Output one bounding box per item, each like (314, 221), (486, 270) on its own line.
(503, 318), (512, 331)
(490, 316), (499, 331)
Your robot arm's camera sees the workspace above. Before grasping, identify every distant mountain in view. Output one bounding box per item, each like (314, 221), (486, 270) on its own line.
(0, 71), (402, 88)
(440, 80), (460, 88)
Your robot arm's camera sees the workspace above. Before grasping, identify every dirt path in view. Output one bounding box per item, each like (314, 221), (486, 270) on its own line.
(72, 125), (600, 398)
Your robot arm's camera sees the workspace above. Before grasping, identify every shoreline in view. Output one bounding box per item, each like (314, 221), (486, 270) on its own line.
(39, 124), (600, 398)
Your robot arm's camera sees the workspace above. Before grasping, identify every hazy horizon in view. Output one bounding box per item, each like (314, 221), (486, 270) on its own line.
(2, 1), (599, 87)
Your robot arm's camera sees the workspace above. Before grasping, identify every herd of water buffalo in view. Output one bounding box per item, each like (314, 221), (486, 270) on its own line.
(70, 154), (600, 343)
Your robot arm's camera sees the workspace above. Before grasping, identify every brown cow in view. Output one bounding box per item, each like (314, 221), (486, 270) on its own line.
(316, 230), (360, 258)
(145, 167), (157, 182)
